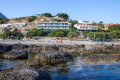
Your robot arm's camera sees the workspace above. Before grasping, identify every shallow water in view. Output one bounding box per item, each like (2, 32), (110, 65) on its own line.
(1, 54), (120, 80)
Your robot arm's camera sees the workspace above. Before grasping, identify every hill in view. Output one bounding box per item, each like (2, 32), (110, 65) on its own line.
(0, 12), (7, 19)
(0, 15), (65, 35)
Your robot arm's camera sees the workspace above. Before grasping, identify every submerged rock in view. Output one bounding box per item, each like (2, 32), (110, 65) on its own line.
(84, 54), (120, 64)
(0, 44), (12, 54)
(0, 67), (51, 80)
(3, 50), (28, 60)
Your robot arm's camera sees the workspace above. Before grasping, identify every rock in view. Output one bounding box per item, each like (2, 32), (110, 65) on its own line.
(3, 50), (28, 60)
(84, 54), (120, 64)
(34, 52), (72, 65)
(0, 44), (12, 54)
(58, 45), (82, 53)
(0, 67), (51, 80)
(26, 60), (42, 67)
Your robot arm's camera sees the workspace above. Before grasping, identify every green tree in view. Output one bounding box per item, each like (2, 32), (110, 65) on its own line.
(109, 31), (120, 39)
(97, 21), (104, 29)
(26, 29), (44, 38)
(69, 20), (78, 29)
(56, 13), (69, 20)
(108, 25), (120, 31)
(54, 31), (65, 37)
(42, 13), (52, 17)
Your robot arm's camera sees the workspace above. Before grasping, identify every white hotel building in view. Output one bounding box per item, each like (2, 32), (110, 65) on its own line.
(74, 20), (99, 32)
(37, 21), (71, 30)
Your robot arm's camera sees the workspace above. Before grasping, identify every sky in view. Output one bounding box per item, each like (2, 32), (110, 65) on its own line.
(0, 0), (120, 23)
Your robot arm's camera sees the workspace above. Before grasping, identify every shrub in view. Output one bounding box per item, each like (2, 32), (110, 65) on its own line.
(68, 32), (77, 39)
(28, 16), (37, 22)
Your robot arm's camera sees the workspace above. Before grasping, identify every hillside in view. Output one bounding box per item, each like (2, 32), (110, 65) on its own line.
(0, 16), (65, 35)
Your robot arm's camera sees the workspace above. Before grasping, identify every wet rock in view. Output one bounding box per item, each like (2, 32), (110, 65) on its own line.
(84, 54), (120, 64)
(0, 44), (12, 54)
(34, 52), (72, 65)
(3, 50), (28, 60)
(0, 67), (51, 80)
(26, 60), (42, 67)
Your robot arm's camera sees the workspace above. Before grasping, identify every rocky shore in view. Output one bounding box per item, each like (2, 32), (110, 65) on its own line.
(0, 42), (120, 80)
(0, 67), (51, 80)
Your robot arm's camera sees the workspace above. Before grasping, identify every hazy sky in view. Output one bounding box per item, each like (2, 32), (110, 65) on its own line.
(1, 0), (120, 23)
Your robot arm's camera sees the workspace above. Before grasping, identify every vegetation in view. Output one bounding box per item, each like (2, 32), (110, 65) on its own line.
(48, 29), (68, 37)
(52, 19), (62, 22)
(26, 28), (44, 38)
(42, 13), (53, 17)
(68, 32), (77, 39)
(108, 25), (120, 31)
(0, 28), (23, 40)
(69, 20), (78, 29)
(56, 13), (69, 20)
(0, 18), (8, 24)
(96, 21), (104, 29)
(28, 16), (37, 22)
(109, 31), (120, 39)
(87, 32), (106, 39)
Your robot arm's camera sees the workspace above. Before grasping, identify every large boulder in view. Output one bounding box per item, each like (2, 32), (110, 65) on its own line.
(3, 50), (28, 60)
(34, 52), (72, 65)
(0, 67), (51, 80)
(0, 44), (12, 54)
(84, 54), (120, 64)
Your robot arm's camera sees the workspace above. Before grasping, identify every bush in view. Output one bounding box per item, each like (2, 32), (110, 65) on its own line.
(55, 31), (65, 37)
(109, 31), (120, 39)
(28, 16), (37, 22)
(48, 29), (68, 37)
(108, 25), (120, 31)
(26, 29), (44, 38)
(68, 32), (77, 39)
(0, 18), (8, 24)
(0, 28), (23, 40)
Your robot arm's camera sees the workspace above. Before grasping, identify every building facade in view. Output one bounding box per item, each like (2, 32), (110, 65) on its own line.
(74, 23), (99, 31)
(78, 20), (95, 24)
(37, 21), (71, 30)
(0, 22), (28, 27)
(74, 20), (99, 32)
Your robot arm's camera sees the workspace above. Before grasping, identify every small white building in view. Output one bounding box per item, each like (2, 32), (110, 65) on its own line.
(0, 22), (28, 28)
(74, 20), (98, 32)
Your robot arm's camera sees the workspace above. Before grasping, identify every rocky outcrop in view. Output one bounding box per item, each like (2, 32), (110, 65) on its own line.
(27, 52), (72, 66)
(84, 54), (120, 64)
(0, 44), (12, 54)
(3, 50), (28, 60)
(0, 67), (51, 80)
(34, 52), (72, 64)
(12, 44), (58, 53)
(58, 44), (85, 53)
